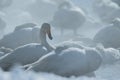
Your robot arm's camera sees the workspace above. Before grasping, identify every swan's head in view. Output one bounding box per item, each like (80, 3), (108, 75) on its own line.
(41, 23), (53, 40)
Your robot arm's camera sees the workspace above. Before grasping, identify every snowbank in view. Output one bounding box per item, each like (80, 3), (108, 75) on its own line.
(0, 61), (119, 80)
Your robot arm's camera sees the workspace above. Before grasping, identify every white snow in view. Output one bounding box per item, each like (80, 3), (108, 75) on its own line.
(0, 63), (119, 80)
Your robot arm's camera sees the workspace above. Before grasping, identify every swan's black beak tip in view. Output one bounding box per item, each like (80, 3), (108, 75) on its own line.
(50, 37), (53, 40)
(49, 36), (53, 40)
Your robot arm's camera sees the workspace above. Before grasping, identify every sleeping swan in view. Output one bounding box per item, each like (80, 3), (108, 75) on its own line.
(27, 47), (102, 77)
(26, 24), (102, 77)
(0, 23), (54, 71)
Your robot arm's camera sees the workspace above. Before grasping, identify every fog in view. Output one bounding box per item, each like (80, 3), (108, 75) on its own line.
(0, 0), (120, 80)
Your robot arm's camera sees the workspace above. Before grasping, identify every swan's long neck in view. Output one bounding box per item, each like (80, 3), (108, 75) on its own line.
(40, 29), (54, 52)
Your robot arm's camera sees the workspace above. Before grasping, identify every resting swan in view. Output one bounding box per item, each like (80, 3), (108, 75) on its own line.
(0, 23), (39, 49)
(51, 1), (86, 35)
(0, 23), (54, 71)
(26, 24), (102, 77)
(27, 47), (102, 77)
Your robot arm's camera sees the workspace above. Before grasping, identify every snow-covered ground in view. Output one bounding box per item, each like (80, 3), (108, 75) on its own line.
(0, 63), (119, 80)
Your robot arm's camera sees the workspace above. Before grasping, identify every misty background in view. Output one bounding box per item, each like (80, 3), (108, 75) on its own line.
(0, 0), (119, 38)
(0, 0), (120, 80)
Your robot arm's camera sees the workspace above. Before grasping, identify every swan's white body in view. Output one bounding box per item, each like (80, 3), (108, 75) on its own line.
(0, 24), (39, 49)
(0, 43), (48, 70)
(0, 23), (53, 70)
(94, 18), (120, 48)
(29, 47), (102, 77)
(51, 2), (86, 34)
(14, 23), (36, 32)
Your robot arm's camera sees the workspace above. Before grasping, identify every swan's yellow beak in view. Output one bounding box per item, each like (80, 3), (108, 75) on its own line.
(47, 27), (53, 40)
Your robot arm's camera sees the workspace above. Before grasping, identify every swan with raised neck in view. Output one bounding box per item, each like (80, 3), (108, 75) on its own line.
(40, 23), (54, 52)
